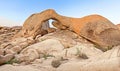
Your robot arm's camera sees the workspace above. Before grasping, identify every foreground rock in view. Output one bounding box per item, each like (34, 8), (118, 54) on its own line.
(16, 39), (64, 63)
(0, 29), (120, 71)
(0, 64), (56, 71)
(0, 43), (119, 71)
(0, 37), (36, 65)
(37, 30), (89, 48)
(57, 46), (120, 71)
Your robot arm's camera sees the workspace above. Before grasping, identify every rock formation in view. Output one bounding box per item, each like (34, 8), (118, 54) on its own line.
(57, 46), (120, 71)
(0, 9), (120, 71)
(0, 37), (36, 65)
(0, 30), (120, 71)
(116, 24), (120, 30)
(16, 9), (120, 49)
(0, 26), (21, 45)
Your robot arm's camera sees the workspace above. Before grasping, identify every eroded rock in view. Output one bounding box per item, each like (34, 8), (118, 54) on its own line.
(0, 9), (120, 71)
(0, 37), (36, 65)
(57, 46), (120, 71)
(15, 9), (120, 50)
(16, 39), (64, 63)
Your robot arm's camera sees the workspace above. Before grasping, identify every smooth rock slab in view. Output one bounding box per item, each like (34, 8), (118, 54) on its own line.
(0, 65), (41, 71)
(57, 46), (120, 71)
(16, 39), (64, 62)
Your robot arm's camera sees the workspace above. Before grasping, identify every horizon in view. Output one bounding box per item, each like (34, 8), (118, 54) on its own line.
(0, 0), (120, 26)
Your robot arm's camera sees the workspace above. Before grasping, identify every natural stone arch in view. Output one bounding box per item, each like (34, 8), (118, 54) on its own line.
(15, 9), (120, 49)
(15, 9), (70, 38)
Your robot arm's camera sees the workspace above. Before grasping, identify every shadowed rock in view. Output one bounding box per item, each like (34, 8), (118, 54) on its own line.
(0, 54), (14, 65)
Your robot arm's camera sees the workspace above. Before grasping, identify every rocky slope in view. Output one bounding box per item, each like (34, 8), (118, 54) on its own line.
(0, 9), (120, 71)
(0, 28), (120, 71)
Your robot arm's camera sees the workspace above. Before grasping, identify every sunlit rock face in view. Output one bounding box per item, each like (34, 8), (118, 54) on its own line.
(0, 9), (120, 71)
(16, 9), (120, 49)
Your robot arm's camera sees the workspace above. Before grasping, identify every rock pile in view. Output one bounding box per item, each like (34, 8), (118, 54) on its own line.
(0, 26), (21, 45)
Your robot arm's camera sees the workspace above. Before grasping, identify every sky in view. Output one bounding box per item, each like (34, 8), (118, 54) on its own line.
(0, 0), (120, 26)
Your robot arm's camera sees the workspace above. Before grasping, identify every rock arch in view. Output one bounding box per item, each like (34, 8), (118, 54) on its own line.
(15, 9), (120, 48)
(15, 9), (70, 38)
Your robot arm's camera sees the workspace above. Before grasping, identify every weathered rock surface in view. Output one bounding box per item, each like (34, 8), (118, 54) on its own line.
(62, 43), (103, 59)
(116, 24), (120, 30)
(16, 39), (64, 63)
(0, 26), (22, 45)
(0, 9), (120, 71)
(0, 37), (36, 65)
(15, 9), (120, 50)
(0, 64), (56, 71)
(0, 26), (21, 35)
(37, 30), (89, 48)
(57, 46), (120, 71)
(15, 13), (56, 39)
(0, 30), (120, 71)
(71, 15), (120, 49)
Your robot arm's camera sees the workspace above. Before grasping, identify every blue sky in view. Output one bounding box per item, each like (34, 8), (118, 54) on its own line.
(0, 0), (120, 26)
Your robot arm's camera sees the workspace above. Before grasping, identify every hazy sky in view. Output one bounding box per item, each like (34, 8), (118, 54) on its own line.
(0, 0), (120, 26)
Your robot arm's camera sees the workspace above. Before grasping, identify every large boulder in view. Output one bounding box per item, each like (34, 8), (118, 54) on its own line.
(70, 15), (120, 49)
(0, 54), (14, 65)
(57, 46), (120, 71)
(37, 30), (89, 48)
(61, 43), (103, 59)
(16, 39), (64, 62)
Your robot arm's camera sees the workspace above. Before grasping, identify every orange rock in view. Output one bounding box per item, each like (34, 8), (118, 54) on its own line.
(15, 9), (69, 38)
(116, 24), (120, 30)
(16, 9), (120, 49)
(69, 15), (120, 49)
